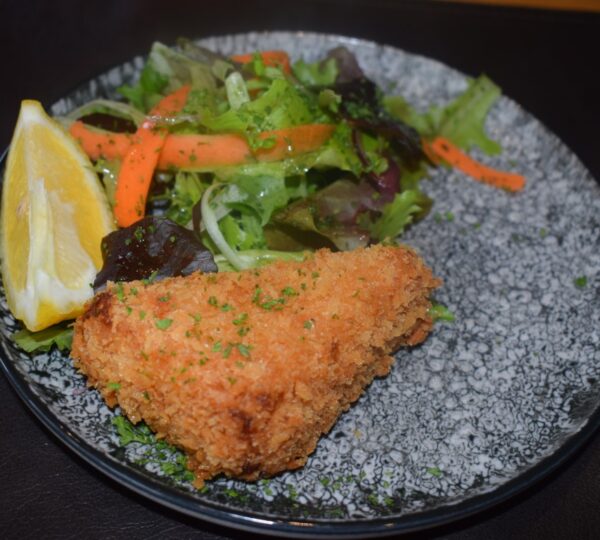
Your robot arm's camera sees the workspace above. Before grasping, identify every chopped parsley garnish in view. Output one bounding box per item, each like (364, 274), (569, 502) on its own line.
(252, 287), (263, 304)
(237, 343), (252, 357)
(252, 287), (287, 310)
(426, 466), (443, 477)
(107, 382), (121, 391)
(260, 298), (285, 310)
(434, 211), (455, 223)
(574, 276), (588, 288)
(428, 303), (456, 322)
(142, 270), (159, 286)
(281, 286), (298, 296)
(233, 313), (248, 325)
(155, 318), (173, 330)
(114, 282), (126, 302)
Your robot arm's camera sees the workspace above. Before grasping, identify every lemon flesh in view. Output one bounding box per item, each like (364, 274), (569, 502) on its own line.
(1, 100), (115, 331)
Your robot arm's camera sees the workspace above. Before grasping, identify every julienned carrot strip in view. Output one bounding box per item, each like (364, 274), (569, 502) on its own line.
(151, 85), (191, 117)
(254, 124), (336, 162)
(158, 133), (252, 169)
(70, 121), (335, 169)
(114, 85), (191, 227)
(231, 50), (291, 74)
(158, 124), (336, 169)
(114, 126), (166, 226)
(424, 136), (526, 192)
(70, 121), (132, 161)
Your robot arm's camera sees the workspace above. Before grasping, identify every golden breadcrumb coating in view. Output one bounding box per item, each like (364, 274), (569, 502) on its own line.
(71, 245), (440, 485)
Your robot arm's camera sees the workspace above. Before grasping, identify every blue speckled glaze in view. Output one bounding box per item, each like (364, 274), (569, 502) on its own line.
(2, 31), (600, 536)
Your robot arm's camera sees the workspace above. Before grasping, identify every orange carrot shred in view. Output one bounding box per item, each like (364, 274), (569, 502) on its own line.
(70, 122), (335, 171)
(424, 136), (525, 192)
(70, 121), (132, 161)
(231, 50), (292, 74)
(113, 85), (191, 227)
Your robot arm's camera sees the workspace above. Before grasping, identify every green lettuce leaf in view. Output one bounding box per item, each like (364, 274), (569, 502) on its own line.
(148, 41), (217, 94)
(202, 79), (316, 144)
(233, 174), (291, 226)
(385, 75), (502, 155)
(215, 168), (299, 250)
(182, 88), (222, 119)
(12, 323), (74, 353)
(310, 122), (363, 174)
(163, 171), (208, 226)
(220, 212), (267, 251)
(119, 41), (219, 112)
(292, 58), (338, 86)
(117, 60), (169, 112)
(370, 190), (423, 241)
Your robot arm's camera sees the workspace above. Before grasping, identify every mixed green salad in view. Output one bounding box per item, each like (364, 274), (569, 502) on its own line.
(65, 39), (511, 276)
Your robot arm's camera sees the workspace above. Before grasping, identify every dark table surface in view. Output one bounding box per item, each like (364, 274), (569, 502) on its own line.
(1, 0), (599, 538)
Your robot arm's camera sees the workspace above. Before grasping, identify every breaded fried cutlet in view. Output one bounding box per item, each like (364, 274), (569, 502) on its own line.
(71, 244), (440, 484)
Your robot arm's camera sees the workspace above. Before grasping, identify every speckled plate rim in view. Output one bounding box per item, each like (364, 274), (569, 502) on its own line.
(2, 30), (600, 539)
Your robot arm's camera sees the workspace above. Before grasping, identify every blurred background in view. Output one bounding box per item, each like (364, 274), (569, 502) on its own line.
(446, 0), (600, 10)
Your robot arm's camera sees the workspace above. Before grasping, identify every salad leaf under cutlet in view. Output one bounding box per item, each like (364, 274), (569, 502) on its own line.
(112, 416), (195, 483)
(13, 323), (73, 353)
(385, 75), (502, 155)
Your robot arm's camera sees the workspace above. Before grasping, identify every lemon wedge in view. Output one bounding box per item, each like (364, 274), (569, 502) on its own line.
(1, 100), (115, 331)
